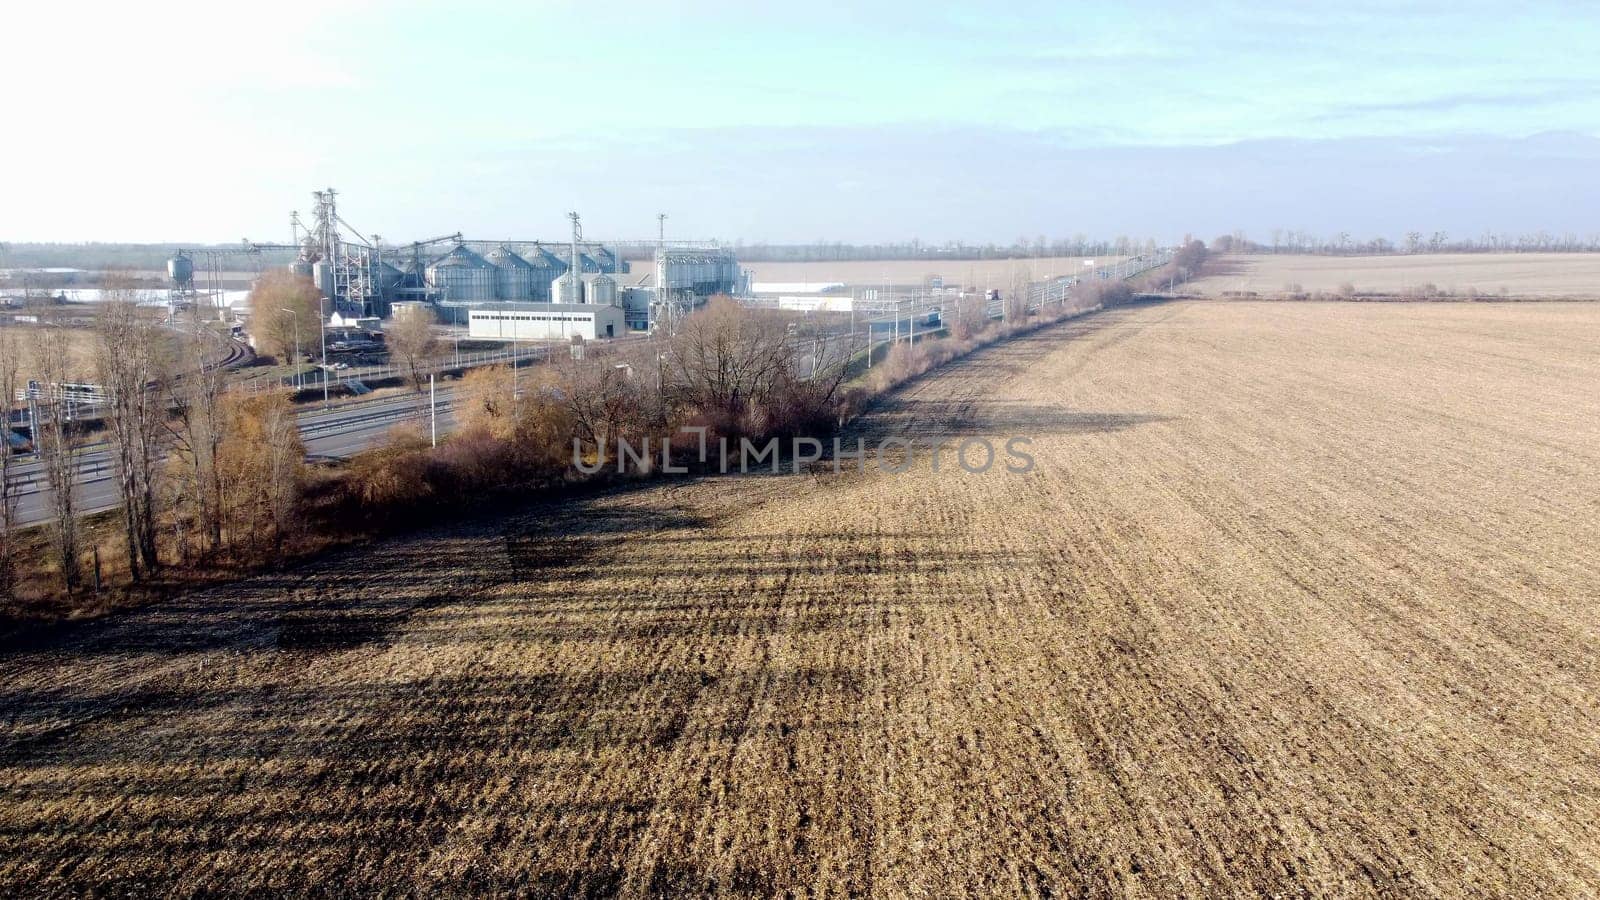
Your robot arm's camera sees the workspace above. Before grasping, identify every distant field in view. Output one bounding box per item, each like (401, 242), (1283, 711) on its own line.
(1190, 252), (1600, 298)
(5, 310), (203, 380)
(743, 255), (1126, 288)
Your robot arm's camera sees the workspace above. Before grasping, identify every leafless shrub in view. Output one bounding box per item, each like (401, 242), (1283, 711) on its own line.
(661, 296), (795, 440)
(387, 305), (438, 392)
(344, 424), (434, 511)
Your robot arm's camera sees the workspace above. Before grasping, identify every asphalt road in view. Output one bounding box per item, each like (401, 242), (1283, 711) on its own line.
(9, 388), (461, 528)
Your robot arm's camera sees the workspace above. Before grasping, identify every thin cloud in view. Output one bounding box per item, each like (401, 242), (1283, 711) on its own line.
(1309, 83), (1600, 122)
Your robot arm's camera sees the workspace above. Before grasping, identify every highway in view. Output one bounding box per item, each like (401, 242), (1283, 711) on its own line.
(8, 388), (461, 528)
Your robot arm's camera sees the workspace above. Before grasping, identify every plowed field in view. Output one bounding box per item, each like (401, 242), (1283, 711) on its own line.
(4, 300), (1600, 896)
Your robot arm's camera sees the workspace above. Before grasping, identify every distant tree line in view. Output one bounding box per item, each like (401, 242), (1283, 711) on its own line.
(1212, 230), (1600, 255)
(0, 242), (296, 272)
(722, 236), (1165, 263)
(6, 237), (1179, 272)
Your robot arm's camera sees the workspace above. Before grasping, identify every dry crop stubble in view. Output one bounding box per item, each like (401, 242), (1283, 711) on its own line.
(2, 300), (1600, 895)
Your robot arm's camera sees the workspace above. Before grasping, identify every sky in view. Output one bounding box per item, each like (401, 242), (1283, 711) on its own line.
(6, 0), (1600, 245)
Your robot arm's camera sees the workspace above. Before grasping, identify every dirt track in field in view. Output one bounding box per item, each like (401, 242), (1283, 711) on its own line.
(4, 300), (1600, 896)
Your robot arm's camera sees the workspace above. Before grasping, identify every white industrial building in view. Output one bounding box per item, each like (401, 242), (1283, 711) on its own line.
(778, 296), (856, 313)
(468, 302), (626, 341)
(751, 281), (846, 295)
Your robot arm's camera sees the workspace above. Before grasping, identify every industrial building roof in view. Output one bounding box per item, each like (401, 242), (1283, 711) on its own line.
(466, 302), (622, 314)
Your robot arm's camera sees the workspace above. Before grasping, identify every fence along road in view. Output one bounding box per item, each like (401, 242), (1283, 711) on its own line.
(8, 386), (461, 528)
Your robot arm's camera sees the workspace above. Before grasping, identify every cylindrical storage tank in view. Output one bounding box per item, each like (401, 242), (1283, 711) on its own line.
(425, 245), (495, 301)
(525, 246), (563, 300)
(486, 246), (535, 301)
(586, 274), (618, 306)
(167, 254), (194, 286)
(312, 261), (335, 298)
(552, 274), (582, 304)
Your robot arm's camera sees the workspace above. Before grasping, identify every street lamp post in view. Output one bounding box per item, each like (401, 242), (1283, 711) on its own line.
(280, 308), (301, 390)
(319, 298), (329, 408)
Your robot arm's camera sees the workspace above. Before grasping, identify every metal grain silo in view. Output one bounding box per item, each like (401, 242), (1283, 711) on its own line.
(552, 272), (582, 304)
(425, 245), (495, 301)
(582, 272), (618, 306)
(524, 245), (565, 301)
(167, 254), (194, 290)
(374, 261), (405, 293)
(312, 261), (336, 299)
(486, 245), (535, 301)
(589, 245), (619, 273)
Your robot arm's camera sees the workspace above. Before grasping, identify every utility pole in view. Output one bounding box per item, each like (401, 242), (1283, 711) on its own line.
(429, 373), (437, 448)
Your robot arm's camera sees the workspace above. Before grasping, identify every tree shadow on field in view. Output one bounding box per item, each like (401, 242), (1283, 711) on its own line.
(0, 306), (1182, 895)
(0, 478), (1056, 893)
(857, 396), (1172, 439)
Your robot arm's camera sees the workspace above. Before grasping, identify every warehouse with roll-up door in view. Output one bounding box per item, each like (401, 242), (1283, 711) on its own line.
(467, 302), (626, 341)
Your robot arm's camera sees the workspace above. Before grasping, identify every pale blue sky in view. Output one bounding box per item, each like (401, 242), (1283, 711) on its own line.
(8, 1), (1599, 243)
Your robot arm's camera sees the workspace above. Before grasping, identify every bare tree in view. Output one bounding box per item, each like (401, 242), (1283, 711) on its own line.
(557, 352), (648, 464)
(0, 325), (21, 603)
(168, 309), (228, 556)
(1005, 265), (1032, 323)
(94, 280), (170, 580)
(32, 328), (83, 593)
(456, 363), (517, 439)
(387, 305), (438, 392)
(661, 297), (794, 436)
(249, 270), (322, 364)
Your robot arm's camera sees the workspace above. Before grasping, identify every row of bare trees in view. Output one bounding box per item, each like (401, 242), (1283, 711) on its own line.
(340, 298), (854, 524)
(0, 328), (22, 603)
(0, 279), (306, 606)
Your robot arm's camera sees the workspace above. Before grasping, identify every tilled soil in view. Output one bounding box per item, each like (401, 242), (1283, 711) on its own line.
(3, 300), (1599, 896)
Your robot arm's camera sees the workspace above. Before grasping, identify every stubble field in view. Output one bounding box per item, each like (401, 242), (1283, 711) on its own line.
(3, 300), (1600, 895)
